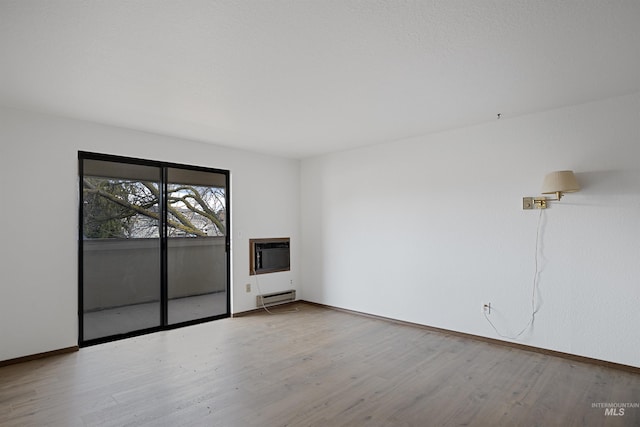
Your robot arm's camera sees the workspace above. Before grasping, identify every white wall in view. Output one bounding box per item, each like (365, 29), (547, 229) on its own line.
(0, 107), (300, 362)
(301, 92), (640, 368)
(3, 93), (639, 367)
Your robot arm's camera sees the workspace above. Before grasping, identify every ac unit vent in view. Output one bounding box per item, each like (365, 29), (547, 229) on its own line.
(256, 290), (296, 307)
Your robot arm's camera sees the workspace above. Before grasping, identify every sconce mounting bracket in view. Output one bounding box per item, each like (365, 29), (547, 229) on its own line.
(522, 197), (547, 210)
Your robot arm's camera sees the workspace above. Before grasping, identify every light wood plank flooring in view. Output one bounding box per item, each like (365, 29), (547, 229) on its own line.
(1, 302), (639, 426)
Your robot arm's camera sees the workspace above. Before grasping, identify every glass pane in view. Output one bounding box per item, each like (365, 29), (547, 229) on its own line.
(166, 167), (228, 324)
(82, 159), (162, 341)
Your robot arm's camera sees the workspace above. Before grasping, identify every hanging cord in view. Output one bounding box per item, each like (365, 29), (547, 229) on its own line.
(484, 208), (544, 339)
(253, 273), (299, 315)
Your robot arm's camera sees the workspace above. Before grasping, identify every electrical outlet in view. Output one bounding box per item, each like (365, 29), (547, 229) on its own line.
(483, 302), (491, 315)
(245, 283), (251, 293)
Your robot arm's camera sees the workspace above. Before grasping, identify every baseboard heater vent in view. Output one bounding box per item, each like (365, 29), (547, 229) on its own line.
(256, 290), (296, 307)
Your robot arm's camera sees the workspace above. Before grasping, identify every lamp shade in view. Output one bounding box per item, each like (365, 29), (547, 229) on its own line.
(541, 170), (580, 194)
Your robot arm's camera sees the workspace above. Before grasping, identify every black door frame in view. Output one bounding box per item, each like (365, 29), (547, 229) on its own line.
(78, 151), (231, 347)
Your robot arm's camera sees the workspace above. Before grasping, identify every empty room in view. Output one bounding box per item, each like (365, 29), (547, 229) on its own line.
(1, 1), (639, 426)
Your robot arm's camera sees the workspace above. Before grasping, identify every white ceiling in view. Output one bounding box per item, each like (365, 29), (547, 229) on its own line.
(1, 1), (639, 158)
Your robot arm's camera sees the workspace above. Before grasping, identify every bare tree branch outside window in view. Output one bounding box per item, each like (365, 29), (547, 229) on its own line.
(83, 177), (226, 238)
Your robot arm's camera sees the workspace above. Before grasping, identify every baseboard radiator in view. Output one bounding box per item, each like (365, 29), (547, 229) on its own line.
(256, 290), (296, 307)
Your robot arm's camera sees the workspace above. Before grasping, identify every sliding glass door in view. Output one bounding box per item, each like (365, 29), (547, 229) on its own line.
(79, 152), (230, 345)
(166, 167), (228, 324)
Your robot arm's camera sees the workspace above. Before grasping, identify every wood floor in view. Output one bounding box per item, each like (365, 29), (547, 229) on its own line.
(1, 302), (638, 426)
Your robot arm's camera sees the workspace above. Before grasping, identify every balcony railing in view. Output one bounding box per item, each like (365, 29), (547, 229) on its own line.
(83, 236), (226, 311)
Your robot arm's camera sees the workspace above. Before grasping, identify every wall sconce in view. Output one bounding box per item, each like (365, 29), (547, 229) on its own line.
(523, 170), (580, 209)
